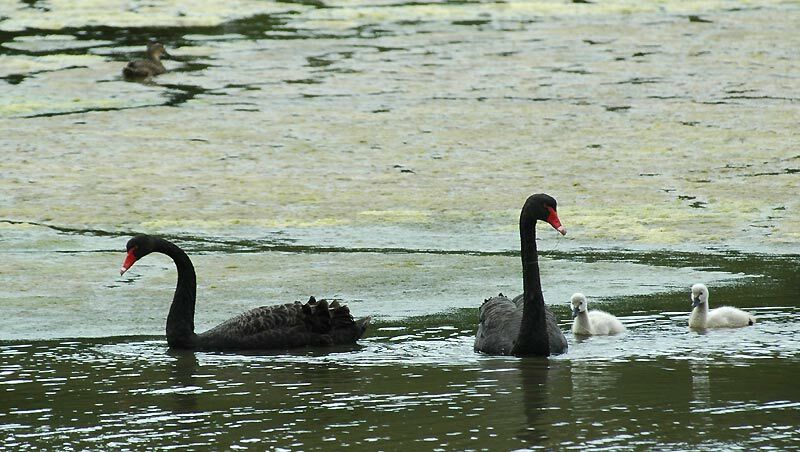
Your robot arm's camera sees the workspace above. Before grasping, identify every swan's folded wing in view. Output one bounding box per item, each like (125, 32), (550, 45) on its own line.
(474, 295), (521, 355)
(197, 302), (310, 349)
(198, 298), (367, 350)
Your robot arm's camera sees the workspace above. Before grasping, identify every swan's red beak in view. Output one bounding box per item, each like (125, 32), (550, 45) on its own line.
(546, 206), (566, 236)
(120, 249), (137, 276)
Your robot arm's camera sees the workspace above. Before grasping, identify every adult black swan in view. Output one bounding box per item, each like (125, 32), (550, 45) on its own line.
(474, 193), (568, 356)
(119, 235), (371, 351)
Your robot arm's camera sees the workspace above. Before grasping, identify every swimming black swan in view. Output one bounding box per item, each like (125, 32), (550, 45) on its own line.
(119, 235), (371, 351)
(570, 293), (626, 336)
(689, 283), (755, 329)
(474, 193), (569, 356)
(123, 42), (169, 78)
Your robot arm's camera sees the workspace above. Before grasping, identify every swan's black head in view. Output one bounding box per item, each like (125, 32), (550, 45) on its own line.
(523, 193), (566, 235)
(120, 234), (158, 275)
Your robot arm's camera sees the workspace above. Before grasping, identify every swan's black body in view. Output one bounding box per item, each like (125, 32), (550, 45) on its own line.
(120, 235), (370, 351)
(474, 194), (568, 356)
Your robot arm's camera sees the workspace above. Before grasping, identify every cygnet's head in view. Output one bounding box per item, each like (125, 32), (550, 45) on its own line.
(570, 293), (587, 318)
(691, 283), (709, 308)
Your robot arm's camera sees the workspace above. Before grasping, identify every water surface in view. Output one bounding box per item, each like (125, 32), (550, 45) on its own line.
(2, 300), (798, 450)
(1, 0), (798, 449)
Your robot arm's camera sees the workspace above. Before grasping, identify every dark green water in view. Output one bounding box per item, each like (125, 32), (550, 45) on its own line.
(1, 325), (797, 449)
(2, 248), (798, 450)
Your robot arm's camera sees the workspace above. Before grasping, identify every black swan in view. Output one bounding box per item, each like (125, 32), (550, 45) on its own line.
(474, 193), (569, 356)
(119, 235), (371, 351)
(123, 42), (169, 78)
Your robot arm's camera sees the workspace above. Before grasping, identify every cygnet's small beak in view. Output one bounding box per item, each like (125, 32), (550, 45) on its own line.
(572, 307), (580, 318)
(692, 296), (702, 308)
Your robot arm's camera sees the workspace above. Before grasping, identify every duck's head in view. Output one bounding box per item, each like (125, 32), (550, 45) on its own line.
(146, 42), (170, 59)
(570, 293), (587, 318)
(691, 283), (709, 308)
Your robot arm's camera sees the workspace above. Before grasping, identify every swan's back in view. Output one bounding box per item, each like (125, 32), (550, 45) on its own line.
(586, 310), (626, 335)
(706, 306), (755, 328)
(197, 297), (370, 351)
(474, 294), (567, 355)
(475, 295), (520, 355)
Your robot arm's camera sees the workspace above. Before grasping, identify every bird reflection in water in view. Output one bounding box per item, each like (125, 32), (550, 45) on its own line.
(167, 349), (199, 413)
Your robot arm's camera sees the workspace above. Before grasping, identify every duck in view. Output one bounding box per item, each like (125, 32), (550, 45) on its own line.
(570, 293), (626, 336)
(688, 283), (755, 329)
(123, 42), (169, 78)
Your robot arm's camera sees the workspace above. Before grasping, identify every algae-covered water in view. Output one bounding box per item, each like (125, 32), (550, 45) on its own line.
(1, 1), (799, 449)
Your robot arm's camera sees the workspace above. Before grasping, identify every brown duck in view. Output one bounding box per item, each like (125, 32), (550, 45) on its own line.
(122, 42), (169, 78)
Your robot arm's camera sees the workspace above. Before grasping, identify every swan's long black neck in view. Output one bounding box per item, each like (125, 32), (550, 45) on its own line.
(156, 238), (198, 348)
(513, 210), (550, 357)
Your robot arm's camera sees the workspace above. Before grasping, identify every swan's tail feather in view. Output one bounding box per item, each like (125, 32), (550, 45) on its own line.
(329, 301), (370, 342)
(300, 297), (370, 343)
(330, 301), (357, 330)
(301, 297), (333, 333)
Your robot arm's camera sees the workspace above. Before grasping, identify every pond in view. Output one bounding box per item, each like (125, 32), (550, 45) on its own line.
(1, 0), (798, 449)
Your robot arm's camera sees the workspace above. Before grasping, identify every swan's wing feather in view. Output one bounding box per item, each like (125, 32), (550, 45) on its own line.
(474, 295), (521, 355)
(198, 303), (307, 349)
(198, 298), (369, 350)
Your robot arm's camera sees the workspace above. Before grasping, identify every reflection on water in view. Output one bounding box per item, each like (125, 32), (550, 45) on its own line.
(167, 350), (200, 413)
(689, 359), (711, 407)
(1, 304), (798, 450)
